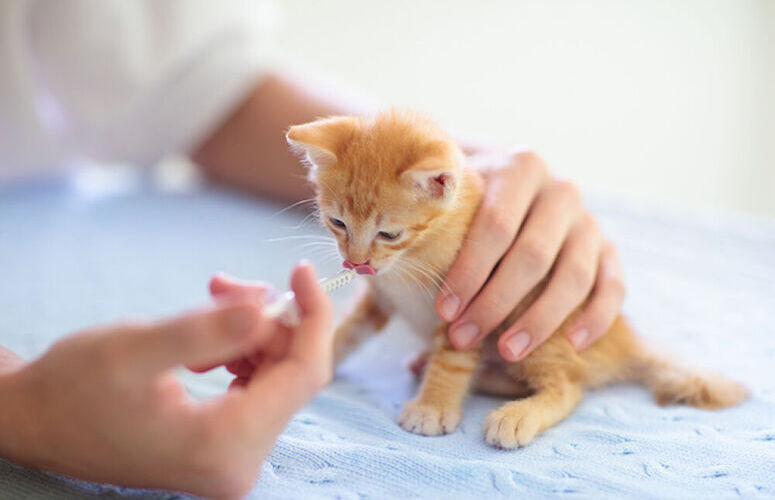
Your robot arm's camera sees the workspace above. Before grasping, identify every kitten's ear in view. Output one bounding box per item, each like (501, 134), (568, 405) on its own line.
(401, 161), (458, 205)
(286, 116), (357, 177)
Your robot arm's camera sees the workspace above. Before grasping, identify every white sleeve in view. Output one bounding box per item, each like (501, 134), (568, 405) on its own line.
(0, 0), (271, 179)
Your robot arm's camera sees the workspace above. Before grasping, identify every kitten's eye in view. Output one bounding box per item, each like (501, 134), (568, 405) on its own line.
(378, 230), (402, 241)
(330, 218), (346, 229)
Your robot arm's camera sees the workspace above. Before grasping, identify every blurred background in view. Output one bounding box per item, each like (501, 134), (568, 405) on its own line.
(269, 0), (774, 217)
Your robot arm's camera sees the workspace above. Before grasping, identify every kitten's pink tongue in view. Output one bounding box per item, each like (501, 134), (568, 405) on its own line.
(343, 260), (377, 275)
(355, 265), (376, 275)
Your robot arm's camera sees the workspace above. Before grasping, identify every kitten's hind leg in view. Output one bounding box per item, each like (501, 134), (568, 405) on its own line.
(483, 375), (583, 449)
(398, 326), (479, 436)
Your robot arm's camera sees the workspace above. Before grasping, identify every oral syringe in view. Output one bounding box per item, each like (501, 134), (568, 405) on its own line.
(262, 268), (358, 327)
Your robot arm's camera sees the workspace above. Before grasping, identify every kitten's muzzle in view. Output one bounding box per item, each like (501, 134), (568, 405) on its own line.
(343, 259), (377, 275)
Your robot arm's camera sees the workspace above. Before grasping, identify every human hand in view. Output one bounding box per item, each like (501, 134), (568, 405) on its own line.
(435, 149), (625, 361)
(196, 273), (303, 388)
(0, 262), (333, 500)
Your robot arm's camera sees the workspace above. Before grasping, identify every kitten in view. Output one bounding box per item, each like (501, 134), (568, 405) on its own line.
(286, 110), (748, 449)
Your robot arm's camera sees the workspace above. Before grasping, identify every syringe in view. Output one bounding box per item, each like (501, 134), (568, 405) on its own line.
(262, 268), (358, 326)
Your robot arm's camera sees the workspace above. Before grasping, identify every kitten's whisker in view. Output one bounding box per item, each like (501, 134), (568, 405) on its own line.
(289, 210), (322, 230)
(392, 262), (419, 297)
(395, 259), (435, 300)
(401, 253), (452, 289)
(400, 260), (431, 294)
(270, 197), (317, 218)
(296, 242), (338, 252)
(295, 239), (337, 246)
(402, 256), (453, 297)
(295, 242), (338, 253)
(295, 247), (341, 268)
(265, 234), (331, 243)
(401, 257), (442, 288)
(319, 253), (343, 267)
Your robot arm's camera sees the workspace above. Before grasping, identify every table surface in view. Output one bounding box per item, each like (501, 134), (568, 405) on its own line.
(1, 174), (773, 499)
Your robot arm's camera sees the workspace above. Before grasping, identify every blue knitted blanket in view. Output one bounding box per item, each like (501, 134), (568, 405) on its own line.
(1, 177), (772, 499)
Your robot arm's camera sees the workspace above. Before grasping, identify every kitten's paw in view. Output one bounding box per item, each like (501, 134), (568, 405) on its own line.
(398, 400), (461, 436)
(483, 404), (542, 449)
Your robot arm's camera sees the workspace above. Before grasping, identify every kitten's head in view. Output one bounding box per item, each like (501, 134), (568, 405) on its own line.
(287, 110), (463, 275)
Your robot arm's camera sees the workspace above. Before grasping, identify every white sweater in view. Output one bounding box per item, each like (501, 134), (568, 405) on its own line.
(0, 0), (269, 182)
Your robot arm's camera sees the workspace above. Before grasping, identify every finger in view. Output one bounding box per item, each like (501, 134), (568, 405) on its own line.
(187, 363), (220, 374)
(435, 152), (547, 323)
(228, 377), (250, 390)
(497, 214), (602, 361)
(566, 241), (626, 350)
(209, 273), (271, 302)
(449, 180), (582, 349)
(284, 261), (335, 373)
(189, 328), (282, 374)
(257, 330), (292, 364)
(191, 264), (324, 372)
(225, 358), (256, 378)
(124, 299), (277, 372)
(188, 276), (272, 373)
(247, 350), (265, 367)
(226, 262), (334, 429)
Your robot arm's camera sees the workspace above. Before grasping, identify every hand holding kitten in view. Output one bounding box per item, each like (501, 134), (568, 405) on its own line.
(436, 148), (626, 361)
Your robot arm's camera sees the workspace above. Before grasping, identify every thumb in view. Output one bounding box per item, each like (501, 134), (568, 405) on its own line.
(288, 260), (335, 369)
(236, 262), (334, 421)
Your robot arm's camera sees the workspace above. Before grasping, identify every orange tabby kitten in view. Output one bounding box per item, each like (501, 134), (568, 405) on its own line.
(286, 110), (748, 449)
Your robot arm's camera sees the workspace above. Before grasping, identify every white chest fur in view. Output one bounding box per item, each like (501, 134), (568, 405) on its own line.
(371, 276), (443, 339)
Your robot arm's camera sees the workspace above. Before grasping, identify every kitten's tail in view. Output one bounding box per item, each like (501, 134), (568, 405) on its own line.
(629, 347), (749, 410)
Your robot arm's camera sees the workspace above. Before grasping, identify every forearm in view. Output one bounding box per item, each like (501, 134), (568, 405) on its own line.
(191, 70), (370, 202)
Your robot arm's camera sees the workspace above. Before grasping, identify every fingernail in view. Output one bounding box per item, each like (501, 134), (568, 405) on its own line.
(228, 308), (254, 337)
(504, 331), (531, 359)
(440, 294), (460, 321)
(569, 328), (589, 349)
(451, 322), (479, 348)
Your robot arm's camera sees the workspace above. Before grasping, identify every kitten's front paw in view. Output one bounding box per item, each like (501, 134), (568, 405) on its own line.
(398, 400), (461, 436)
(483, 404), (542, 449)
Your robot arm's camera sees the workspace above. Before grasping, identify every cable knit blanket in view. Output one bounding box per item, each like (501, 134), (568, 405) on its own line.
(1, 177), (773, 499)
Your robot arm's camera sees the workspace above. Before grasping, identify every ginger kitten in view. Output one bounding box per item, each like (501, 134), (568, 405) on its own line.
(286, 110), (747, 449)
